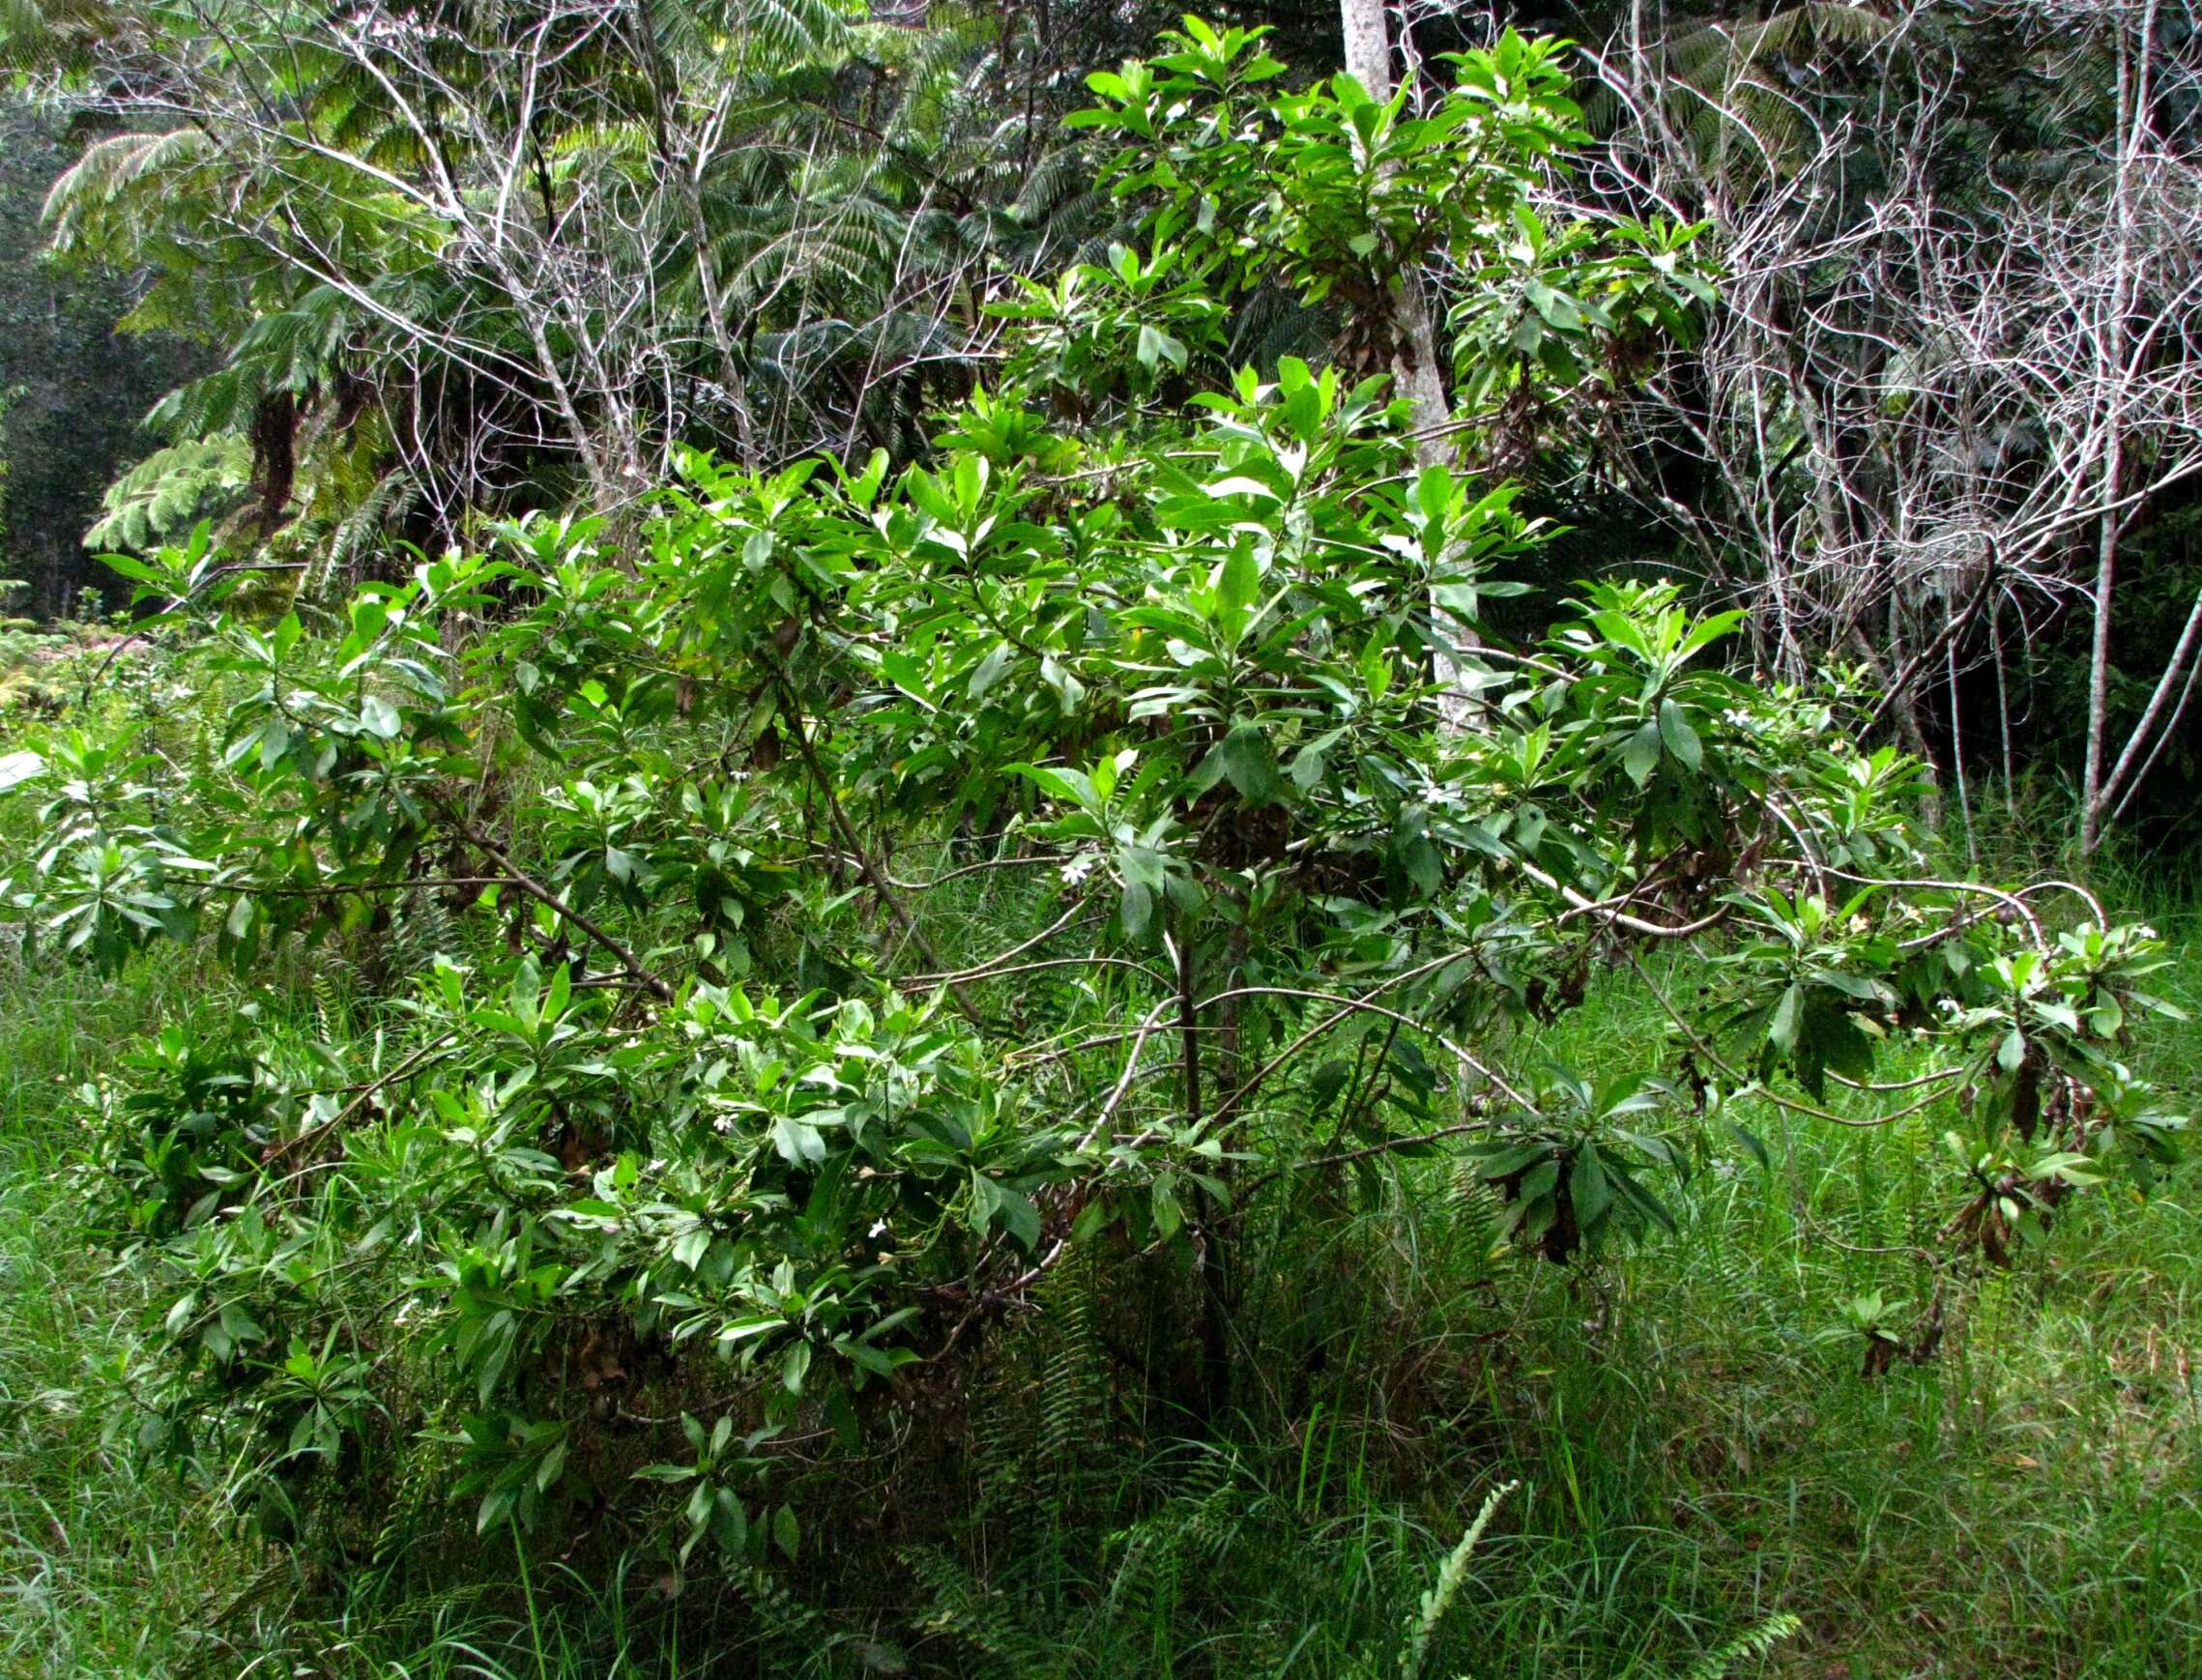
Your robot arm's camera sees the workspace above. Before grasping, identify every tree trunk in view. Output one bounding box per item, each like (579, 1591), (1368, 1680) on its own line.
(1338, 0), (1451, 467)
(2080, 437), (2124, 853)
(1338, 0), (1476, 730)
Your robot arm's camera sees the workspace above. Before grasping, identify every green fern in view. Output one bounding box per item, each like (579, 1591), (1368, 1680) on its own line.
(84, 438), (251, 555)
(0, 0), (124, 72)
(901, 1547), (1055, 1678)
(1400, 1479), (1518, 1677)
(1034, 1255), (1107, 1496)
(1586, 4), (1897, 188)
(1681, 1612), (1804, 1680)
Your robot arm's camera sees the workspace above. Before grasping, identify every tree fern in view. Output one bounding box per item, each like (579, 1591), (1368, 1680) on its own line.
(0, 0), (123, 74)
(1587, 4), (1898, 189)
(313, 469), (419, 598)
(84, 438), (251, 554)
(42, 127), (217, 262)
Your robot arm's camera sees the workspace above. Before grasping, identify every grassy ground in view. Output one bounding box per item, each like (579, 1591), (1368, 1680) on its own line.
(4, 885), (2200, 1677)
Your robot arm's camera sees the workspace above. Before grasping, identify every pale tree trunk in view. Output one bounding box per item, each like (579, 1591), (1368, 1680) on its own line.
(1338, 0), (1451, 466)
(2080, 433), (2125, 852)
(2080, 0), (2152, 853)
(1182, 0), (1472, 1418)
(1337, 0), (1476, 723)
(1337, 0), (1492, 1158)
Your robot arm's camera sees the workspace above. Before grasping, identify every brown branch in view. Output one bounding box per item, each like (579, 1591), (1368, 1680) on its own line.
(264, 1030), (463, 1167)
(767, 673), (983, 1028)
(451, 817), (675, 1003)
(1862, 553), (1999, 735)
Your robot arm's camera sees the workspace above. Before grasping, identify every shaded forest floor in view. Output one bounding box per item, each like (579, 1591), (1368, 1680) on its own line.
(4, 879), (2200, 1678)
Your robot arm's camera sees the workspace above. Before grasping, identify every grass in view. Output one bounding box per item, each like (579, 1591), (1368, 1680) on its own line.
(3, 890), (2200, 1676)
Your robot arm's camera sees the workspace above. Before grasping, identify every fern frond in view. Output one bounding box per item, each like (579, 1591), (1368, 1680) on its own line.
(313, 470), (419, 600)
(1400, 1479), (1518, 1677)
(43, 127), (216, 257)
(85, 437), (252, 554)
(0, 0), (121, 72)
(900, 1548), (1053, 1678)
(1682, 1611), (1804, 1680)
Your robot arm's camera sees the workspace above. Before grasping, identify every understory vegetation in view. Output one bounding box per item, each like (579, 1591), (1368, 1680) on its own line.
(5, 874), (2199, 1677)
(5, 2), (2202, 1676)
